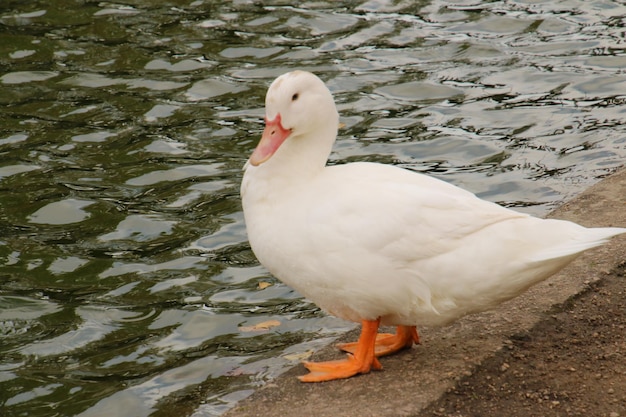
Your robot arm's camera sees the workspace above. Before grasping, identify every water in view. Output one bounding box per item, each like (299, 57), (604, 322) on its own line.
(1, 0), (625, 416)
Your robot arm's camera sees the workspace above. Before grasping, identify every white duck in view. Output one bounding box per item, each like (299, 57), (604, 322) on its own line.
(240, 70), (626, 382)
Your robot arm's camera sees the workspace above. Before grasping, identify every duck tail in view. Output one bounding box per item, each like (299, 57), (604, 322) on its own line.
(529, 226), (626, 263)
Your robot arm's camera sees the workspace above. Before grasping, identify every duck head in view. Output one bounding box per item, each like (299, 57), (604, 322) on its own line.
(249, 71), (339, 167)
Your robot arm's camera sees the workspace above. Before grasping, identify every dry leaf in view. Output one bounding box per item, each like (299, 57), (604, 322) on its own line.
(257, 281), (272, 290)
(238, 319), (281, 332)
(283, 350), (314, 361)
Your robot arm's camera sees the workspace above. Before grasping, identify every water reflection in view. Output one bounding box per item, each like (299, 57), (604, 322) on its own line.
(1, 0), (625, 416)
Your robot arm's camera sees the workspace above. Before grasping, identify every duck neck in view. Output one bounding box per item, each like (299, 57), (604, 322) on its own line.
(249, 123), (336, 187)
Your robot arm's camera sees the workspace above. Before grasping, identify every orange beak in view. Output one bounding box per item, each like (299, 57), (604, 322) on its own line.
(249, 114), (292, 166)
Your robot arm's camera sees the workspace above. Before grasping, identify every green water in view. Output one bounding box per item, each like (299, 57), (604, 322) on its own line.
(1, 1), (625, 416)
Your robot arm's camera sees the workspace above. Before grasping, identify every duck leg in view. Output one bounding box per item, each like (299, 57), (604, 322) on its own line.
(337, 325), (420, 357)
(298, 318), (382, 382)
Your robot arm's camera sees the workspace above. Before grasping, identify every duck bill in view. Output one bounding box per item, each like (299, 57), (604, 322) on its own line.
(249, 114), (292, 166)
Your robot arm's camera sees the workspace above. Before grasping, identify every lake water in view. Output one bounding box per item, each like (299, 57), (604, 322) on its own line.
(1, 1), (625, 416)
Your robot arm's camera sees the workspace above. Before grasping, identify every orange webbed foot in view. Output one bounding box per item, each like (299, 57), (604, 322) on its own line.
(337, 325), (420, 357)
(298, 354), (382, 382)
(298, 318), (382, 383)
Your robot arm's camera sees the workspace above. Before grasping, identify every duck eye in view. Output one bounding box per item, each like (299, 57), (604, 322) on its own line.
(291, 93), (299, 101)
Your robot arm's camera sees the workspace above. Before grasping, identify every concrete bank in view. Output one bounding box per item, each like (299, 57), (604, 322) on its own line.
(225, 167), (626, 417)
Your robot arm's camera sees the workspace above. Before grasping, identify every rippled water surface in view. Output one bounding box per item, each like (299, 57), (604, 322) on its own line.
(1, 0), (625, 415)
